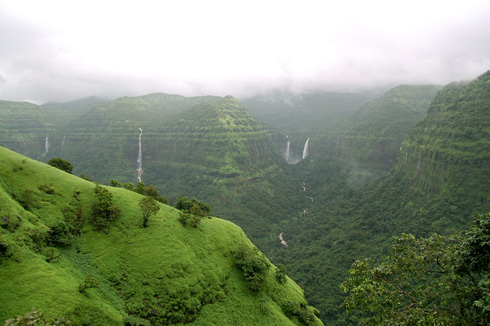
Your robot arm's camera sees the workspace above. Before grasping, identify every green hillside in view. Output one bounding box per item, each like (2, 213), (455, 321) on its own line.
(0, 93), (305, 250)
(0, 98), (104, 159)
(0, 146), (323, 326)
(0, 100), (47, 158)
(271, 72), (490, 325)
(42, 95), (279, 198)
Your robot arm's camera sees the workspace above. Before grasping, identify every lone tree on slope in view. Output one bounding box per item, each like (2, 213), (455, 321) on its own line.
(139, 196), (160, 228)
(48, 158), (73, 174)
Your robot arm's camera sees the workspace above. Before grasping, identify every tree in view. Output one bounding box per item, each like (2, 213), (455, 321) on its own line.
(139, 196), (160, 228)
(48, 158), (73, 174)
(341, 212), (490, 325)
(91, 184), (120, 230)
(175, 197), (211, 217)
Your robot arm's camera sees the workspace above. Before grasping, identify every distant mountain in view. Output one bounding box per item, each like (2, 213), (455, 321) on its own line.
(44, 95), (279, 199)
(0, 100), (47, 157)
(0, 146), (323, 325)
(0, 97), (106, 158)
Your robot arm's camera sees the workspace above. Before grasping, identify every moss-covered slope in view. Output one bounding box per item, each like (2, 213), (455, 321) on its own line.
(0, 146), (322, 326)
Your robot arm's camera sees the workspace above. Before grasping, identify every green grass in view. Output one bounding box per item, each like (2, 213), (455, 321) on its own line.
(0, 146), (322, 325)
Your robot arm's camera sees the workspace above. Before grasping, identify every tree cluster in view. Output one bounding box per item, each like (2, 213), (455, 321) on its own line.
(341, 212), (490, 325)
(176, 196), (211, 228)
(109, 180), (168, 204)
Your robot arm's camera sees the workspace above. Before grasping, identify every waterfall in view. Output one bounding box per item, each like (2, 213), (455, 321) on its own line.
(302, 138), (310, 160)
(136, 128), (143, 182)
(41, 136), (49, 158)
(61, 135), (66, 152)
(279, 233), (288, 247)
(285, 135), (290, 161)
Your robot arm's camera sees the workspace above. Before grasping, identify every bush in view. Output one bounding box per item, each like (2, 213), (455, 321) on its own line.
(48, 158), (73, 174)
(38, 184), (55, 194)
(91, 185), (120, 231)
(232, 245), (270, 292)
(178, 212), (201, 228)
(123, 316), (151, 326)
(79, 273), (100, 293)
(47, 222), (75, 246)
(175, 197), (211, 217)
(275, 264), (287, 284)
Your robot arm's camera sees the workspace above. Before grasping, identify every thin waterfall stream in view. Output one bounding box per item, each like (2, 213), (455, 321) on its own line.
(136, 128), (143, 182)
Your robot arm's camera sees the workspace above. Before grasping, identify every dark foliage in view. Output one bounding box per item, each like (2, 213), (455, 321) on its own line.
(48, 158), (74, 174)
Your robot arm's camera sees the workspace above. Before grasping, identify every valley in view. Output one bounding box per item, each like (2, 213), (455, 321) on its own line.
(0, 71), (489, 325)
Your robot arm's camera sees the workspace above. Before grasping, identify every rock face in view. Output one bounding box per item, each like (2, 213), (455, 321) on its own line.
(392, 72), (490, 214)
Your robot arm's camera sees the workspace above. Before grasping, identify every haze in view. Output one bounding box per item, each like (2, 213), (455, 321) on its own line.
(1, 0), (489, 103)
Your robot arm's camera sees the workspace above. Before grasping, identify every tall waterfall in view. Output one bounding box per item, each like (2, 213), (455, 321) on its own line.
(136, 128), (143, 182)
(61, 135), (66, 152)
(302, 138), (310, 160)
(41, 136), (49, 158)
(285, 135), (290, 161)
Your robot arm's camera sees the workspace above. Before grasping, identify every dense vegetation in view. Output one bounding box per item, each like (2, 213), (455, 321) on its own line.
(1, 71), (489, 325)
(0, 146), (323, 325)
(342, 212), (490, 325)
(270, 71), (490, 325)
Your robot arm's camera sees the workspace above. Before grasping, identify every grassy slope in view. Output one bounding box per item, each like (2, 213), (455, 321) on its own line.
(0, 147), (322, 326)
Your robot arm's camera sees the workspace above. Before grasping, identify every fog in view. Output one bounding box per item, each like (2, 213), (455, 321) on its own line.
(1, 0), (489, 103)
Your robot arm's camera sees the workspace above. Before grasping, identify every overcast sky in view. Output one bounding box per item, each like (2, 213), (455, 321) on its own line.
(1, 0), (489, 103)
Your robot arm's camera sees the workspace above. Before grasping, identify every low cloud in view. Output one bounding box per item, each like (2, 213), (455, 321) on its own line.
(1, 1), (489, 103)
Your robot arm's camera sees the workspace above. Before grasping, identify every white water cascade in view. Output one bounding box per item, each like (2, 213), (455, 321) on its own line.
(136, 128), (143, 182)
(61, 135), (66, 152)
(285, 135), (290, 162)
(302, 138), (310, 160)
(41, 136), (49, 158)
(279, 233), (288, 247)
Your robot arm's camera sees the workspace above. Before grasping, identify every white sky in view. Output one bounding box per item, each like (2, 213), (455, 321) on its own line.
(1, 0), (489, 103)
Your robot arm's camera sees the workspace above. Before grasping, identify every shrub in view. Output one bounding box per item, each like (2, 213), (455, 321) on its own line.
(275, 264), (287, 284)
(91, 185), (120, 231)
(38, 184), (55, 195)
(232, 245), (270, 292)
(175, 197), (210, 217)
(48, 158), (73, 174)
(178, 212), (201, 228)
(79, 273), (100, 293)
